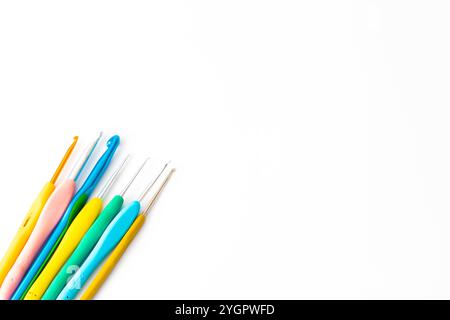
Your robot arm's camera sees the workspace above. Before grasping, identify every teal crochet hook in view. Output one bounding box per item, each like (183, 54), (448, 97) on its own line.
(57, 163), (169, 300)
(42, 158), (149, 300)
(13, 135), (120, 300)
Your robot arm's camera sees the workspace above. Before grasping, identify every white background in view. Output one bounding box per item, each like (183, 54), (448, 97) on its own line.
(1, 1), (450, 300)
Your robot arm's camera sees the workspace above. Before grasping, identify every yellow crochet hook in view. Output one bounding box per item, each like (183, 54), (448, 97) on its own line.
(0, 136), (78, 286)
(80, 167), (174, 300)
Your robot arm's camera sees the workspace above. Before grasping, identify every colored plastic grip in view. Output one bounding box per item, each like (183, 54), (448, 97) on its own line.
(57, 201), (141, 300)
(43, 195), (124, 300)
(0, 180), (75, 300)
(80, 214), (145, 300)
(25, 198), (103, 300)
(0, 182), (55, 286)
(11, 194), (88, 300)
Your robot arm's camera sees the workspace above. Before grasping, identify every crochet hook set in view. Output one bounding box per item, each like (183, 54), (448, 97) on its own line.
(0, 134), (174, 300)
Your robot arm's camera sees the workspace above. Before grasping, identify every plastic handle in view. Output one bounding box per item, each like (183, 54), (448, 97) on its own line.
(81, 214), (145, 300)
(0, 180), (75, 300)
(0, 182), (55, 287)
(43, 195), (124, 300)
(57, 201), (141, 300)
(24, 198), (103, 300)
(11, 194), (88, 300)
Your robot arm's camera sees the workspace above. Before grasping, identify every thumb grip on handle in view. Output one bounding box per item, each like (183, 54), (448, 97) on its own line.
(0, 180), (75, 300)
(25, 198), (103, 300)
(81, 215), (145, 300)
(57, 201), (140, 300)
(42, 195), (124, 300)
(0, 182), (55, 287)
(16, 194), (89, 300)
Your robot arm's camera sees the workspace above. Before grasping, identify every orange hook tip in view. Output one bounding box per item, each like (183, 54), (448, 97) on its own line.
(50, 136), (79, 184)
